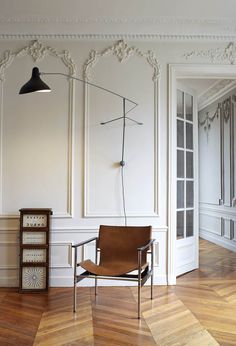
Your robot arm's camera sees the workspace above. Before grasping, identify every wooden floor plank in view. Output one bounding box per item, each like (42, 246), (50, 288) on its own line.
(33, 288), (94, 346)
(1, 239), (236, 345)
(0, 290), (45, 346)
(92, 287), (156, 346)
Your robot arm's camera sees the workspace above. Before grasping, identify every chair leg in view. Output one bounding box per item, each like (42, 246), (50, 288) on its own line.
(151, 271), (153, 299)
(95, 276), (98, 296)
(138, 250), (142, 319)
(151, 242), (154, 300)
(73, 247), (77, 313)
(73, 279), (77, 312)
(138, 278), (141, 319)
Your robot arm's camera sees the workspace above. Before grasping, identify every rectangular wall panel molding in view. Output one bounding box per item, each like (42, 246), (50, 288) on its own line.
(83, 41), (160, 218)
(0, 41), (76, 219)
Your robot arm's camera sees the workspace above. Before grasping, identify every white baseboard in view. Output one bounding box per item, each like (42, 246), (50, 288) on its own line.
(0, 277), (18, 287)
(200, 230), (236, 253)
(50, 275), (167, 287)
(167, 274), (176, 285)
(0, 272), (167, 288)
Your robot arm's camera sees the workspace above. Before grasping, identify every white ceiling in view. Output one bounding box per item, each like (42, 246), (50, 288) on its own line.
(180, 79), (218, 97)
(0, 0), (236, 37)
(0, 0), (236, 19)
(180, 78), (236, 110)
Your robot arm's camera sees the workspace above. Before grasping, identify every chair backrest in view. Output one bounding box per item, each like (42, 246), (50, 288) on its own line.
(98, 225), (152, 268)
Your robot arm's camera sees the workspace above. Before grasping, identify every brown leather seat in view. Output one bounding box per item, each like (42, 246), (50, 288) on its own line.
(72, 225), (154, 318)
(80, 225), (151, 276)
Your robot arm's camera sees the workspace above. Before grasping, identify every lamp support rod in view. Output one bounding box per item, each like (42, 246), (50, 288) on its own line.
(40, 72), (138, 108)
(120, 98), (126, 167)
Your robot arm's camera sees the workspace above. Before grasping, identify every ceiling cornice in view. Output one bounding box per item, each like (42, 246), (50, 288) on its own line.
(198, 79), (236, 110)
(0, 15), (235, 40)
(0, 34), (236, 42)
(0, 16), (235, 26)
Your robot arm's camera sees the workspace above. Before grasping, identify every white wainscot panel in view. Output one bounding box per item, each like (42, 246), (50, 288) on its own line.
(222, 219), (233, 240)
(0, 269), (18, 287)
(0, 242), (18, 269)
(50, 242), (72, 268)
(176, 242), (195, 269)
(199, 213), (222, 236)
(234, 221), (236, 242)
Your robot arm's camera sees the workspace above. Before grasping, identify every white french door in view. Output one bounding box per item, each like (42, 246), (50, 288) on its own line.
(175, 83), (199, 276)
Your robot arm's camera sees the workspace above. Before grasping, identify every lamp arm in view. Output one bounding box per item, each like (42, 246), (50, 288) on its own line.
(40, 72), (138, 108)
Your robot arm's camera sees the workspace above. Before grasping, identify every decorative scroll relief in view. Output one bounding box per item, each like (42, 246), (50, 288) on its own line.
(0, 40), (76, 81)
(199, 95), (235, 135)
(199, 105), (220, 131)
(83, 40), (161, 217)
(0, 40), (76, 218)
(184, 42), (236, 64)
(84, 40), (161, 82)
(222, 97), (231, 122)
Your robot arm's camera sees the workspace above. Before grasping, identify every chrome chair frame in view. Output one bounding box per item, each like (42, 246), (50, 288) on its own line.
(72, 237), (155, 318)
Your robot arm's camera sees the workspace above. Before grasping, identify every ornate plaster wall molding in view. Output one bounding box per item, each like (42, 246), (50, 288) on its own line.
(0, 15), (235, 30)
(1, 34), (236, 41)
(199, 94), (233, 131)
(0, 15), (234, 25)
(222, 97), (231, 122)
(0, 40), (76, 81)
(83, 40), (160, 217)
(184, 42), (236, 64)
(84, 40), (161, 82)
(0, 40), (76, 218)
(199, 105), (220, 139)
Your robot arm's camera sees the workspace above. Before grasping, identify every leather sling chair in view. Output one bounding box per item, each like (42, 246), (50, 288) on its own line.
(72, 225), (155, 318)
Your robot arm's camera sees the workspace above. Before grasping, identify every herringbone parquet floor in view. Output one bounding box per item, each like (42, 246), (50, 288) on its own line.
(0, 239), (236, 345)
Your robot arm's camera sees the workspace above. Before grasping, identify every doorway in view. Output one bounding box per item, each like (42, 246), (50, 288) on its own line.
(168, 64), (236, 285)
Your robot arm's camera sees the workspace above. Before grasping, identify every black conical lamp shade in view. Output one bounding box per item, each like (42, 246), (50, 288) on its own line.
(19, 67), (51, 94)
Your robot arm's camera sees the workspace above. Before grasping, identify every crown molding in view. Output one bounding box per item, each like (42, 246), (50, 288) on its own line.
(0, 15), (236, 41)
(0, 33), (236, 42)
(198, 79), (236, 110)
(0, 16), (235, 26)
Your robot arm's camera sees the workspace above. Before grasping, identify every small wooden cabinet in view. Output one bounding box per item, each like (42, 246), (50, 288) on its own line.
(19, 208), (52, 293)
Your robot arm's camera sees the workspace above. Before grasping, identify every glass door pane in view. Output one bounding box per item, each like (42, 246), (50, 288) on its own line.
(176, 89), (194, 240)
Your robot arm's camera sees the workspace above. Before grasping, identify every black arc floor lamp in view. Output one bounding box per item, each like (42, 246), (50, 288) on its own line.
(19, 67), (142, 225)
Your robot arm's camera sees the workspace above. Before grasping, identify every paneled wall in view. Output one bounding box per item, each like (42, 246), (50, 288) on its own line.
(0, 40), (167, 286)
(1, 36), (236, 286)
(199, 89), (236, 252)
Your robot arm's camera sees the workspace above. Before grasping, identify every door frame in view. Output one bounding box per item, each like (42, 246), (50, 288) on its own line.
(168, 64), (236, 285)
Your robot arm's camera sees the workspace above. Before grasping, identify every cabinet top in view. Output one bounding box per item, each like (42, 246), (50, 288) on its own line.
(19, 208), (53, 215)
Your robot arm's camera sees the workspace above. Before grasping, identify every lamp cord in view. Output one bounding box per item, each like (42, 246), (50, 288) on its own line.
(121, 165), (127, 226)
(120, 98), (127, 226)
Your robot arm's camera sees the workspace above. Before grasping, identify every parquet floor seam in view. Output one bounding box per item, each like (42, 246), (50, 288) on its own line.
(1, 239), (236, 345)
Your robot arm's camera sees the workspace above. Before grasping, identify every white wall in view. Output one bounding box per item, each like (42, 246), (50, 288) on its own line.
(0, 39), (168, 287)
(0, 5), (236, 286)
(199, 89), (236, 252)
